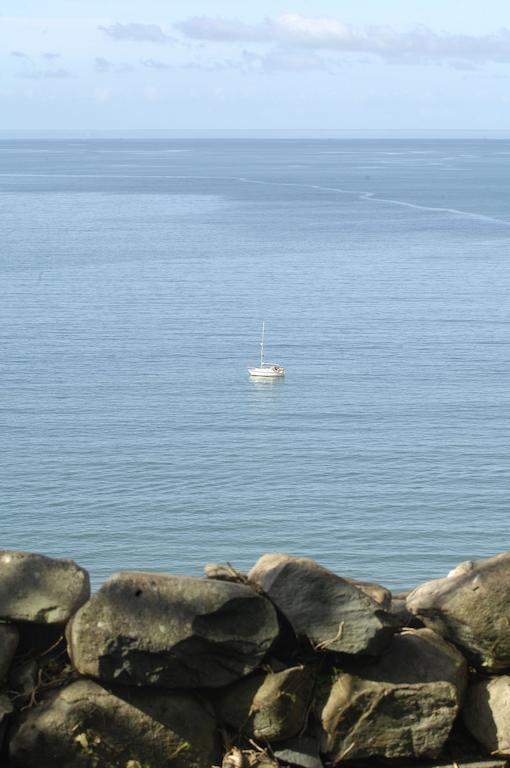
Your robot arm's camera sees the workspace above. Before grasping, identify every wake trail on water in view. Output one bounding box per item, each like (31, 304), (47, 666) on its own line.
(2, 171), (508, 227)
(235, 176), (510, 228)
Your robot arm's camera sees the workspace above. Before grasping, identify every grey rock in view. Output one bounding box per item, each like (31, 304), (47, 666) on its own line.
(318, 628), (467, 762)
(0, 551), (90, 625)
(0, 624), (18, 682)
(463, 675), (510, 755)
(407, 551), (510, 671)
(345, 578), (391, 609)
(67, 571), (279, 688)
(9, 678), (219, 768)
(273, 735), (323, 768)
(216, 664), (315, 742)
(248, 554), (395, 656)
(355, 627), (467, 695)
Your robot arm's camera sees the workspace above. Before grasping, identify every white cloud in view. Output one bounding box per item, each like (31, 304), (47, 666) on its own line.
(95, 57), (112, 73)
(176, 17), (269, 42)
(173, 48), (330, 74)
(94, 57), (133, 74)
(11, 50), (32, 60)
(273, 15), (356, 49)
(17, 68), (71, 80)
(140, 58), (172, 70)
(98, 22), (174, 44)
(261, 47), (329, 72)
(175, 14), (510, 65)
(11, 50), (71, 79)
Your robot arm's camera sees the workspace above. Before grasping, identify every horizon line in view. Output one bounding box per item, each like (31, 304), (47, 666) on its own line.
(2, 128), (510, 132)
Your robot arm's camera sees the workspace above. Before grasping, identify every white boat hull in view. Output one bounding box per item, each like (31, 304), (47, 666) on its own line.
(248, 366), (285, 378)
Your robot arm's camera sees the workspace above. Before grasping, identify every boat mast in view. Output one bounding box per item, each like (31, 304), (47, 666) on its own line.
(260, 321), (265, 367)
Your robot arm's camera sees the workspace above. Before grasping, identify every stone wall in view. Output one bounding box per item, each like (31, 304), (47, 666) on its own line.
(0, 549), (510, 768)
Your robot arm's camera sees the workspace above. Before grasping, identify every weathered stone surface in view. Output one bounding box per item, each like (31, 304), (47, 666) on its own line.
(9, 678), (219, 768)
(216, 664), (314, 742)
(248, 554), (395, 656)
(407, 551), (510, 671)
(345, 578), (391, 609)
(273, 735), (324, 768)
(68, 571), (279, 688)
(0, 624), (18, 681)
(318, 628), (467, 762)
(463, 676), (510, 755)
(0, 551), (90, 625)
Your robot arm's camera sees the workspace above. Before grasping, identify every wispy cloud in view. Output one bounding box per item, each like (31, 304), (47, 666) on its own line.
(176, 17), (269, 42)
(11, 50), (32, 60)
(140, 52), (253, 73)
(17, 68), (72, 80)
(140, 58), (171, 70)
(95, 57), (112, 73)
(41, 52), (61, 61)
(94, 57), (133, 74)
(217, 48), (329, 73)
(98, 22), (174, 44)
(260, 47), (329, 72)
(11, 50), (71, 79)
(139, 48), (330, 74)
(176, 14), (510, 65)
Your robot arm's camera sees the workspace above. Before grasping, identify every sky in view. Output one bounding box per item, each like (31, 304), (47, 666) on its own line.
(2, 0), (510, 129)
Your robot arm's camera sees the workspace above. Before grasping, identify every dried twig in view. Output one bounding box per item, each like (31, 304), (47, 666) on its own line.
(338, 742), (356, 760)
(313, 622), (344, 651)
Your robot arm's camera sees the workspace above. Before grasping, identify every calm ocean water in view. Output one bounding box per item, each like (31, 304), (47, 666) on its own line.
(2, 135), (510, 590)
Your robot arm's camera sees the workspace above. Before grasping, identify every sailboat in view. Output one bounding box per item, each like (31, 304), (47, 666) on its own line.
(248, 322), (285, 378)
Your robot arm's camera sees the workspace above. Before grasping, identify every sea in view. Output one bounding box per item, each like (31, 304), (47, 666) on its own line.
(2, 130), (510, 591)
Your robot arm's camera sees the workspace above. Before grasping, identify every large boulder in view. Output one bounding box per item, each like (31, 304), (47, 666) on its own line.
(0, 551), (90, 625)
(216, 664), (315, 742)
(67, 571), (279, 688)
(463, 676), (510, 755)
(248, 554), (395, 656)
(318, 628), (467, 762)
(9, 678), (219, 768)
(0, 624), (18, 681)
(407, 551), (510, 671)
